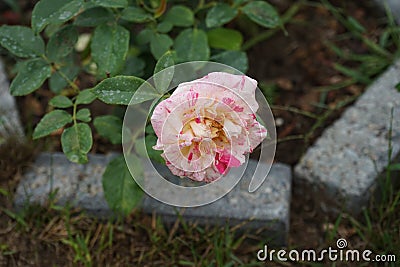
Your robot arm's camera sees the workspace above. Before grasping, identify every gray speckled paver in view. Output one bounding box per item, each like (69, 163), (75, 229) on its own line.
(373, 0), (400, 23)
(15, 152), (292, 245)
(295, 60), (400, 214)
(0, 58), (24, 144)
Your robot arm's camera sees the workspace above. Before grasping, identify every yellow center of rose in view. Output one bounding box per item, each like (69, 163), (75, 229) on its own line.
(179, 118), (229, 161)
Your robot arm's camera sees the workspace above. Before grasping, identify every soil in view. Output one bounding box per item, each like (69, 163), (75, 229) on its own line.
(247, 0), (384, 165)
(0, 0), (394, 265)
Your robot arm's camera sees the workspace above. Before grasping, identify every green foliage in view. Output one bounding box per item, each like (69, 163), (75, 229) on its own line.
(76, 108), (92, 122)
(61, 123), (93, 164)
(396, 83), (400, 92)
(174, 29), (210, 62)
(0, 0), (283, 215)
(33, 110), (72, 139)
(211, 50), (248, 73)
(154, 51), (175, 92)
(121, 7), (152, 23)
(241, 1), (280, 29)
(206, 3), (238, 28)
(93, 115), (122, 145)
(91, 0), (128, 8)
(76, 90), (97, 105)
(49, 96), (74, 108)
(92, 76), (158, 105)
(91, 24), (130, 77)
(207, 28), (243, 50)
(49, 64), (79, 93)
(163, 5), (194, 27)
(74, 7), (115, 27)
(46, 25), (78, 62)
(102, 155), (143, 216)
(31, 0), (83, 33)
(150, 33), (173, 59)
(0, 25), (45, 58)
(10, 58), (51, 96)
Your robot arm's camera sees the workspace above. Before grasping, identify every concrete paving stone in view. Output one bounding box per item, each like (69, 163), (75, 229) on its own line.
(15, 152), (292, 245)
(0, 58), (24, 144)
(373, 0), (400, 23)
(295, 60), (400, 214)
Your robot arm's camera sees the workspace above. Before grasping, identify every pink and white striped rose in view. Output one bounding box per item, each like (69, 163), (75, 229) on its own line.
(150, 72), (267, 182)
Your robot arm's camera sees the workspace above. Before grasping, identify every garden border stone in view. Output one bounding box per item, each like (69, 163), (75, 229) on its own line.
(14, 152), (292, 246)
(294, 60), (400, 214)
(0, 58), (24, 145)
(373, 0), (400, 23)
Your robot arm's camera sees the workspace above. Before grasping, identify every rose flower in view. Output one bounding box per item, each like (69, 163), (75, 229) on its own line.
(150, 72), (267, 182)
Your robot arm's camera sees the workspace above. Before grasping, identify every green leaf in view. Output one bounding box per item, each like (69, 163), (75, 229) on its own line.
(156, 21), (173, 33)
(134, 136), (164, 164)
(388, 163), (400, 171)
(10, 59), (51, 96)
(121, 56), (146, 77)
(91, 0), (127, 8)
(46, 25), (78, 62)
(233, 0), (249, 7)
(93, 115), (122, 144)
(136, 28), (155, 45)
(92, 75), (159, 105)
(145, 135), (164, 164)
(0, 25), (45, 58)
(206, 3), (238, 28)
(31, 0), (83, 33)
(49, 64), (79, 94)
(121, 7), (152, 23)
(241, 1), (280, 28)
(154, 51), (174, 93)
(174, 29), (210, 62)
(61, 123), (93, 164)
(395, 82), (400, 92)
(163, 5), (194, 27)
(334, 63), (371, 84)
(102, 155), (143, 215)
(76, 108), (91, 122)
(150, 33), (173, 60)
(4, 0), (20, 12)
(346, 16), (366, 33)
(76, 90), (97, 105)
(49, 95), (73, 108)
(207, 28), (242, 50)
(211, 50), (248, 73)
(74, 7), (115, 27)
(91, 24), (130, 77)
(154, 51), (175, 74)
(33, 110), (72, 139)
(145, 124), (155, 134)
